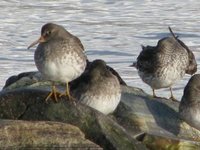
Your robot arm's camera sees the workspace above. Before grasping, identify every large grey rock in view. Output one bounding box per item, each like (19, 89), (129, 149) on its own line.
(114, 86), (200, 149)
(3, 71), (200, 149)
(0, 88), (146, 150)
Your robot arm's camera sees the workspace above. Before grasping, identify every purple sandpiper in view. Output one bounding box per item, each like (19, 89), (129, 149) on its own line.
(28, 23), (87, 102)
(131, 27), (197, 101)
(179, 74), (200, 130)
(71, 59), (121, 114)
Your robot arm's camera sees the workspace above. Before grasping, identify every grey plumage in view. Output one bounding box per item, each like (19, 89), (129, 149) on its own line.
(179, 74), (200, 130)
(34, 23), (86, 82)
(71, 59), (121, 115)
(132, 27), (197, 100)
(28, 23), (87, 101)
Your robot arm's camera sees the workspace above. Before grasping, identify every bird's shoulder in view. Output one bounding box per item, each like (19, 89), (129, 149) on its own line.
(62, 34), (84, 51)
(70, 35), (84, 50)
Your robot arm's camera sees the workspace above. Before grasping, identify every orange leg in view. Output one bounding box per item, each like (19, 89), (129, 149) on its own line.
(45, 84), (60, 102)
(59, 82), (76, 104)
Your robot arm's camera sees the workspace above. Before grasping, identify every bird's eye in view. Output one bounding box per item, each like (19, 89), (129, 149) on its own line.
(46, 31), (51, 36)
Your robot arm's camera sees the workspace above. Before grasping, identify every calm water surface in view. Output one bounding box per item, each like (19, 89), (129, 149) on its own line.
(1, 0), (200, 100)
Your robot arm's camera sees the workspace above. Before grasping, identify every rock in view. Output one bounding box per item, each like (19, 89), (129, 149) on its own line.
(0, 119), (102, 149)
(138, 133), (200, 150)
(2, 71), (46, 91)
(0, 88), (146, 150)
(3, 71), (200, 149)
(114, 86), (200, 148)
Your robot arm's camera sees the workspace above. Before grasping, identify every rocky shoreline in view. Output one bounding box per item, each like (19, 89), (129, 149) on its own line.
(1, 71), (200, 149)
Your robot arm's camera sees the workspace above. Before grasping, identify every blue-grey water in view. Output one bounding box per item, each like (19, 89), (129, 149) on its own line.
(1, 0), (200, 100)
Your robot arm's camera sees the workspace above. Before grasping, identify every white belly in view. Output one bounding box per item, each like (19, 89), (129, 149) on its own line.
(139, 67), (185, 89)
(81, 93), (121, 115)
(42, 61), (83, 82)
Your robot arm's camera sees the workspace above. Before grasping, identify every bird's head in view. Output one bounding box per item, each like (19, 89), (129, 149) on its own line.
(28, 23), (68, 49)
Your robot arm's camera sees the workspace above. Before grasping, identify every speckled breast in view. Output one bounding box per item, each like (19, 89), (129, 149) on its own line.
(34, 41), (87, 82)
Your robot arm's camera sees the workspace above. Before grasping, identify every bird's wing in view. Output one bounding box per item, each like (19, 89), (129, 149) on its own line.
(137, 46), (159, 73)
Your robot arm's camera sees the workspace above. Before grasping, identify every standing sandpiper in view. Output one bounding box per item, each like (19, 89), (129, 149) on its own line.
(131, 27), (197, 101)
(28, 23), (87, 102)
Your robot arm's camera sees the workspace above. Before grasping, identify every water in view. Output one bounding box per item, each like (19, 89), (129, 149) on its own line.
(1, 0), (200, 100)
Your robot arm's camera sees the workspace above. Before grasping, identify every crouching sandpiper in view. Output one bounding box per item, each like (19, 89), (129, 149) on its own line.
(71, 59), (121, 115)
